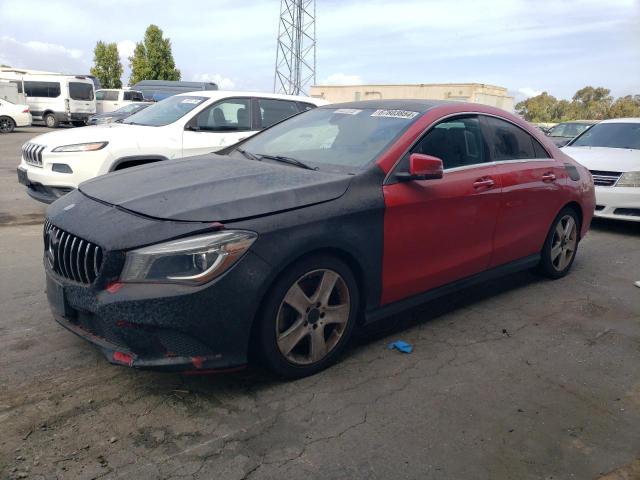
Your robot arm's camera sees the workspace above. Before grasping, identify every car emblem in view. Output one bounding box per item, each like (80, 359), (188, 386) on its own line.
(46, 232), (58, 269)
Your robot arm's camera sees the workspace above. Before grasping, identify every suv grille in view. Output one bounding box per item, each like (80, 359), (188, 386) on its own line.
(590, 170), (621, 187)
(44, 219), (104, 284)
(22, 143), (46, 167)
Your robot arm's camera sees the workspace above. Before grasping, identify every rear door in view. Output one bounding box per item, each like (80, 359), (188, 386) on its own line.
(68, 80), (95, 114)
(181, 97), (253, 157)
(382, 115), (502, 305)
(481, 115), (566, 267)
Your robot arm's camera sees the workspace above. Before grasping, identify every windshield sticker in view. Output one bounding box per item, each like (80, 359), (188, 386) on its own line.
(371, 109), (419, 119)
(180, 98), (203, 104)
(334, 108), (362, 115)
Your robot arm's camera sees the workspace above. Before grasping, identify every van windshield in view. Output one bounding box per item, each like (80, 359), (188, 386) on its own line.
(123, 96), (207, 126)
(69, 82), (94, 100)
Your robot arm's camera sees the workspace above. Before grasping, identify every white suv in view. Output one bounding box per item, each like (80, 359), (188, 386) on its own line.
(17, 91), (326, 203)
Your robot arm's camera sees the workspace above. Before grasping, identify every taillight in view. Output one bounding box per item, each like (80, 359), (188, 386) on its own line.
(22, 107), (29, 113)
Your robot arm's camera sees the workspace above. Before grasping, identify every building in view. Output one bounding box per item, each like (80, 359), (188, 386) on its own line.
(309, 83), (514, 111)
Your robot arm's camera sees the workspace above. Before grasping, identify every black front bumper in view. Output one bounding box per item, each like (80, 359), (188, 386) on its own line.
(17, 167), (73, 204)
(45, 249), (272, 373)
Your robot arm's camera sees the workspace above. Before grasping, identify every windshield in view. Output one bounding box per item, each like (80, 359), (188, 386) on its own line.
(116, 103), (147, 114)
(571, 123), (640, 150)
(549, 122), (592, 138)
(237, 107), (421, 171)
(69, 82), (94, 100)
(123, 96), (206, 126)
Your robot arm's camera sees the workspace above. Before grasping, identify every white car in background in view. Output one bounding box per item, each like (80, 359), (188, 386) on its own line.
(0, 98), (31, 133)
(17, 91), (327, 203)
(563, 118), (640, 222)
(95, 89), (145, 113)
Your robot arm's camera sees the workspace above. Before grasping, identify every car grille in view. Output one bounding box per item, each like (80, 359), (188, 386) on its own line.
(44, 219), (104, 284)
(590, 170), (621, 187)
(22, 143), (46, 167)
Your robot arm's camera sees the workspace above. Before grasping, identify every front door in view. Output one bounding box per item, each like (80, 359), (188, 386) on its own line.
(182, 98), (255, 157)
(381, 115), (501, 305)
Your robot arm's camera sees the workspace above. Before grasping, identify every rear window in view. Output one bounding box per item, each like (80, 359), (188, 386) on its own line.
(70, 82), (94, 100)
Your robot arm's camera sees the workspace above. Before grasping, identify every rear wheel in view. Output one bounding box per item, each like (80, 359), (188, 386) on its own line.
(537, 207), (580, 279)
(44, 113), (59, 128)
(0, 116), (15, 133)
(257, 255), (359, 378)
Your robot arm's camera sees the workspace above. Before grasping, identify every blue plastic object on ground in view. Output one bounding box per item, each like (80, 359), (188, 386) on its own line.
(388, 340), (413, 353)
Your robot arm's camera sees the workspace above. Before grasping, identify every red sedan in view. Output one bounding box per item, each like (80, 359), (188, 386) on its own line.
(43, 100), (595, 378)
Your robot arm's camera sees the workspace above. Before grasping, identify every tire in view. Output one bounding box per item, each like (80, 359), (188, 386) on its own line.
(536, 207), (580, 279)
(44, 113), (59, 128)
(0, 116), (15, 133)
(257, 255), (359, 379)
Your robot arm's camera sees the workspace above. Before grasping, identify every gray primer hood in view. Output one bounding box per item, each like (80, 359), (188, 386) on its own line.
(79, 154), (353, 222)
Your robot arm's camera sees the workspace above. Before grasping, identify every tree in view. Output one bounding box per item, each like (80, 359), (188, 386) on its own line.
(571, 86), (613, 119)
(607, 95), (640, 118)
(515, 92), (558, 123)
(90, 41), (123, 89)
(129, 25), (180, 85)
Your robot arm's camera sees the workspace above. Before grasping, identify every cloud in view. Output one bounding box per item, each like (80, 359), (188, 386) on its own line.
(321, 73), (363, 85)
(0, 36), (89, 74)
(192, 73), (235, 90)
(518, 87), (543, 98)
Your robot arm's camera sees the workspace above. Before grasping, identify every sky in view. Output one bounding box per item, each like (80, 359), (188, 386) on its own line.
(0, 0), (638, 102)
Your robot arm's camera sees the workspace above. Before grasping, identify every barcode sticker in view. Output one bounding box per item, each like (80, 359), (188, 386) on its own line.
(370, 109), (419, 119)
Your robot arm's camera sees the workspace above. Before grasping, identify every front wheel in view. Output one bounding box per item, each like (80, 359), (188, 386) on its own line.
(0, 116), (15, 133)
(257, 255), (359, 379)
(537, 207), (580, 279)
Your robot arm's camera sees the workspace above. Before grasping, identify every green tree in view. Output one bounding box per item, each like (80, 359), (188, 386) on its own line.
(129, 25), (180, 85)
(90, 41), (123, 89)
(607, 95), (640, 118)
(571, 86), (613, 119)
(515, 92), (558, 122)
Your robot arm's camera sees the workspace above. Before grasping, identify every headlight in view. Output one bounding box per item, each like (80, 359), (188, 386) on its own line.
(616, 171), (640, 188)
(120, 230), (257, 285)
(52, 142), (108, 152)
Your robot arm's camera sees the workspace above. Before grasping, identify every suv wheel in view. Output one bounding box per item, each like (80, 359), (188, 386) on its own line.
(44, 113), (59, 128)
(0, 116), (15, 133)
(537, 207), (580, 279)
(257, 255), (359, 378)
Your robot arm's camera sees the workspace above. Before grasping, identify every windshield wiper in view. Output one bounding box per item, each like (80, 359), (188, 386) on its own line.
(257, 154), (317, 171)
(235, 148), (261, 161)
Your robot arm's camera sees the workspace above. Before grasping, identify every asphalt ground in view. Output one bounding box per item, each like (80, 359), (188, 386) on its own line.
(1, 128), (639, 479)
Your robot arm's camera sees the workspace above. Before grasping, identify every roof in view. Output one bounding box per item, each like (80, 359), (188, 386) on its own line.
(599, 118), (640, 124)
(174, 90), (327, 104)
(312, 82), (508, 91)
(319, 99), (456, 113)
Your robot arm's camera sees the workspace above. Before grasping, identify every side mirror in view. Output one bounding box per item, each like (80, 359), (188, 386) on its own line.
(397, 153), (444, 181)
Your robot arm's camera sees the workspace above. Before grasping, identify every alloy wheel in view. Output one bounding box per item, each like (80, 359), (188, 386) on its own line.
(276, 269), (350, 365)
(550, 214), (577, 271)
(0, 118), (14, 133)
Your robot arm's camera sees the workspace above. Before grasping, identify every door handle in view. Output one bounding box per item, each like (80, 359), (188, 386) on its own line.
(473, 177), (495, 189)
(542, 172), (557, 182)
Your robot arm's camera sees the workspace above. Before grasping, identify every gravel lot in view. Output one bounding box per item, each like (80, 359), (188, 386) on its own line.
(1, 128), (639, 480)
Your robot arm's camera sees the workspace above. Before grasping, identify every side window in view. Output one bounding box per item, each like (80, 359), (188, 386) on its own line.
(192, 98), (251, 132)
(102, 90), (119, 101)
(484, 116), (537, 160)
(258, 99), (299, 128)
(412, 116), (488, 169)
(95, 90), (104, 100)
(532, 138), (551, 158)
(24, 81), (61, 98)
(123, 91), (133, 101)
(132, 91), (144, 101)
(298, 101), (317, 112)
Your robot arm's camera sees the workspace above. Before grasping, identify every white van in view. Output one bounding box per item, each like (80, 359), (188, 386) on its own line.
(0, 71), (95, 127)
(95, 89), (145, 113)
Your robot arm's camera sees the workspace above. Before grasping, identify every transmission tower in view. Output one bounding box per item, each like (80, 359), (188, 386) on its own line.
(273, 0), (316, 96)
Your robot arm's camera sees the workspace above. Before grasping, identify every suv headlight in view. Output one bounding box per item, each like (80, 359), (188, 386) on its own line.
(616, 171), (640, 188)
(52, 142), (108, 152)
(120, 231), (257, 285)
